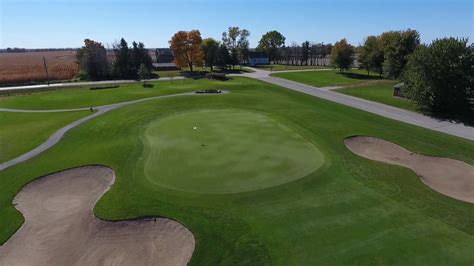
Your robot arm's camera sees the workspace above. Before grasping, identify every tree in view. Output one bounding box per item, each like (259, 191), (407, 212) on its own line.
(358, 35), (384, 76)
(237, 29), (250, 66)
(330, 38), (354, 72)
(169, 30), (204, 72)
(201, 38), (219, 71)
(138, 63), (151, 85)
(301, 41), (311, 65)
(381, 29), (420, 79)
(402, 38), (473, 116)
(215, 44), (231, 69)
(257, 31), (286, 62)
(76, 39), (108, 80)
(113, 38), (132, 78)
(130, 41), (153, 78)
(222, 27), (250, 67)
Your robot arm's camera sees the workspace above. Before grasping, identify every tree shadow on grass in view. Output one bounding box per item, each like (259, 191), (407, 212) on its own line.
(338, 72), (381, 80)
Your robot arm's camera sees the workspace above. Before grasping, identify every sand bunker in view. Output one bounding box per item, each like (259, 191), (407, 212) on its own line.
(345, 136), (474, 203)
(0, 166), (195, 266)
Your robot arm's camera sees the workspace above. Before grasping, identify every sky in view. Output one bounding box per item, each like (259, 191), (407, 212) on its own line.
(0, 0), (472, 49)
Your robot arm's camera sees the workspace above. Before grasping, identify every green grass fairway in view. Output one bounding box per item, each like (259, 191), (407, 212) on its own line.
(272, 69), (381, 87)
(144, 109), (324, 193)
(334, 81), (417, 112)
(0, 111), (88, 163)
(1, 77), (473, 265)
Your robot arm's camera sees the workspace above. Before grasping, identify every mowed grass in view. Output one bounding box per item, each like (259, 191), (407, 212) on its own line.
(334, 81), (418, 112)
(0, 77), (473, 265)
(272, 69), (381, 87)
(0, 111), (88, 163)
(144, 109), (324, 193)
(0, 80), (202, 109)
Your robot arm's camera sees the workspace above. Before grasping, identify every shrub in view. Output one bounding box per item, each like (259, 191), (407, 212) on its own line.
(206, 73), (228, 81)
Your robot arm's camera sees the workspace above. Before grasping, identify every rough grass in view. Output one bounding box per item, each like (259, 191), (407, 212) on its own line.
(0, 111), (89, 163)
(334, 81), (418, 111)
(0, 77), (473, 265)
(272, 69), (382, 87)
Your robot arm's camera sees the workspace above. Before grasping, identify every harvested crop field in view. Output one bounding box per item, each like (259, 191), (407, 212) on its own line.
(0, 51), (79, 85)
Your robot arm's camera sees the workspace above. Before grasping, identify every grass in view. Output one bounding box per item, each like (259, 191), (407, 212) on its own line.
(0, 77), (473, 264)
(254, 64), (330, 71)
(334, 81), (418, 112)
(0, 80), (204, 109)
(0, 111), (88, 163)
(272, 69), (382, 87)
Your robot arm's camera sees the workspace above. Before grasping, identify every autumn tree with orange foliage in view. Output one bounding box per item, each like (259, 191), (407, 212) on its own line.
(169, 30), (204, 72)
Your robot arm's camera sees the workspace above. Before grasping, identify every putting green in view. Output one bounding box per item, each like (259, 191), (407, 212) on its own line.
(143, 109), (325, 193)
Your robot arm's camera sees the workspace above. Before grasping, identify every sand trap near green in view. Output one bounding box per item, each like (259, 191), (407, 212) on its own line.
(143, 109), (325, 193)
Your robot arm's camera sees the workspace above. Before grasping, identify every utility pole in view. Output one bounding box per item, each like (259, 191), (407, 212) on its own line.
(43, 57), (50, 86)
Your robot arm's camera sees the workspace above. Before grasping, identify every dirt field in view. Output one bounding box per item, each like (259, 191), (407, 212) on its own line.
(0, 51), (79, 85)
(345, 136), (474, 203)
(0, 166), (195, 265)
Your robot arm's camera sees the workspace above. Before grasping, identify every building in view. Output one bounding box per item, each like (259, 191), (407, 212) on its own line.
(153, 48), (179, 70)
(248, 51), (269, 66)
(155, 48), (174, 63)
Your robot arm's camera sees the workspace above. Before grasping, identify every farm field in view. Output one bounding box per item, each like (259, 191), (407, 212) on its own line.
(334, 81), (418, 111)
(1, 77), (473, 264)
(272, 69), (381, 87)
(0, 51), (79, 86)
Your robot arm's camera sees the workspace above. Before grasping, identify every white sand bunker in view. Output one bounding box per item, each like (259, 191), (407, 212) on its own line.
(345, 136), (474, 203)
(0, 166), (195, 266)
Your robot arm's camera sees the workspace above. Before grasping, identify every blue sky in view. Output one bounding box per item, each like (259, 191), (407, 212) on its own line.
(0, 0), (472, 48)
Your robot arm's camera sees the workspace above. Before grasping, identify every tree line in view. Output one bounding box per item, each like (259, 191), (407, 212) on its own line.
(76, 38), (153, 80)
(77, 28), (472, 117)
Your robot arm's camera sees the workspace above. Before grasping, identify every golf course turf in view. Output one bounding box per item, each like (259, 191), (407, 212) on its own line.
(334, 81), (418, 112)
(0, 111), (88, 163)
(272, 69), (381, 87)
(143, 109), (324, 193)
(0, 77), (473, 264)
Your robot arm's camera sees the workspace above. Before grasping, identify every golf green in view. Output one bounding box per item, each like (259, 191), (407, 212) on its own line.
(143, 109), (325, 193)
